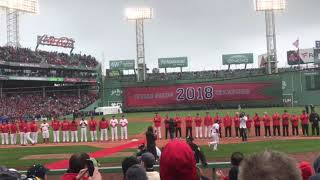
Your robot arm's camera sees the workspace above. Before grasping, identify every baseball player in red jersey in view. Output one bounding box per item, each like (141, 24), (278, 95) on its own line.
(223, 112), (232, 138)
(153, 113), (162, 139)
(61, 118), (70, 143)
(214, 113), (222, 138)
(194, 113), (202, 138)
(51, 118), (61, 143)
(263, 112), (271, 137)
(22, 120), (34, 146)
(89, 117), (98, 142)
(18, 119), (25, 145)
(253, 113), (261, 136)
(233, 112), (240, 138)
(1, 121), (9, 145)
(175, 113), (182, 138)
(272, 112), (281, 136)
(300, 110), (309, 136)
(70, 119), (78, 142)
(9, 120), (18, 145)
(281, 110), (291, 136)
(185, 114), (193, 137)
(246, 115), (253, 137)
(204, 112), (213, 138)
(291, 114), (299, 136)
(30, 119), (38, 144)
(99, 117), (109, 141)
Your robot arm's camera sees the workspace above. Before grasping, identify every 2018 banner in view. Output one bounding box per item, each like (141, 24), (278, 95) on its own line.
(124, 82), (279, 108)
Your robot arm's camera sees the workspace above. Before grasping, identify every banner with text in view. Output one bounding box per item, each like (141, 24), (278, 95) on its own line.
(109, 60), (135, 70)
(287, 48), (314, 65)
(124, 82), (280, 108)
(222, 53), (254, 65)
(158, 57), (188, 68)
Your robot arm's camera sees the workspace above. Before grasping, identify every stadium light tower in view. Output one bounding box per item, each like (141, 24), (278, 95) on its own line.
(254, 0), (286, 74)
(125, 7), (153, 82)
(0, 0), (39, 47)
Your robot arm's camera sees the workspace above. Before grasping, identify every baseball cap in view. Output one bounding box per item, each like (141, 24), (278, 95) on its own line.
(186, 136), (194, 142)
(140, 152), (155, 167)
(26, 164), (48, 179)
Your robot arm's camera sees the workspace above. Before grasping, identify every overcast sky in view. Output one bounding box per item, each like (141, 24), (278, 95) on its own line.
(0, 0), (319, 72)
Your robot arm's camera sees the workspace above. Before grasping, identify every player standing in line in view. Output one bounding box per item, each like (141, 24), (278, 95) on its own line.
(204, 112), (211, 138)
(253, 113), (261, 137)
(18, 119), (25, 145)
(272, 112), (281, 136)
(185, 114), (193, 137)
(281, 110), (290, 137)
(119, 115), (128, 140)
(61, 118), (70, 143)
(175, 113), (182, 139)
(164, 114), (170, 139)
(194, 113), (202, 139)
(208, 121), (220, 151)
(246, 115), (252, 137)
(22, 120), (34, 146)
(1, 121), (9, 145)
(223, 112), (232, 138)
(263, 112), (271, 137)
(40, 119), (50, 144)
(300, 110), (309, 136)
(79, 118), (88, 142)
(70, 119), (78, 143)
(99, 117), (109, 141)
(89, 117), (98, 142)
(291, 114), (299, 136)
(30, 119), (38, 144)
(239, 112), (248, 142)
(51, 118), (61, 143)
(9, 120), (18, 145)
(110, 115), (119, 141)
(233, 112), (240, 138)
(153, 113), (162, 139)
(214, 113), (222, 138)
(310, 109), (320, 136)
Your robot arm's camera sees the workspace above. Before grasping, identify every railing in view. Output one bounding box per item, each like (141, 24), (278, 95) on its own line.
(19, 162), (231, 180)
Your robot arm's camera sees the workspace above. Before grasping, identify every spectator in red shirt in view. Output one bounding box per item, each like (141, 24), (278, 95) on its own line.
(281, 110), (290, 137)
(175, 114), (182, 138)
(194, 113), (202, 139)
(1, 121), (9, 145)
(246, 115), (253, 137)
(30, 119), (38, 144)
(70, 119), (78, 143)
(253, 113), (261, 136)
(185, 114), (193, 137)
(9, 120), (18, 145)
(153, 113), (162, 139)
(89, 117), (98, 142)
(300, 110), (309, 136)
(272, 112), (281, 136)
(223, 113), (232, 138)
(164, 114), (170, 139)
(263, 112), (271, 137)
(51, 118), (61, 143)
(61, 118), (70, 143)
(99, 117), (109, 141)
(215, 113), (222, 138)
(234, 112), (240, 138)
(291, 114), (299, 136)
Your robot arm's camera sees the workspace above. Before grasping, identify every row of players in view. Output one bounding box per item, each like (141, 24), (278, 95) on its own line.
(0, 115), (128, 145)
(152, 110), (320, 139)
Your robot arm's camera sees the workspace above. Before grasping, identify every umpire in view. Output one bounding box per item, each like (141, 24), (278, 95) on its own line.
(310, 109), (320, 136)
(186, 136), (208, 166)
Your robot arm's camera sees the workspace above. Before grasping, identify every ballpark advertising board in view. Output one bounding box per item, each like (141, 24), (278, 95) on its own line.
(287, 48), (314, 65)
(314, 49), (320, 64)
(222, 53), (254, 65)
(124, 80), (282, 109)
(109, 60), (135, 70)
(158, 57), (188, 68)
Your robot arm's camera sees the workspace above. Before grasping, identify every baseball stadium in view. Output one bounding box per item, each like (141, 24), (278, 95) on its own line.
(0, 0), (320, 180)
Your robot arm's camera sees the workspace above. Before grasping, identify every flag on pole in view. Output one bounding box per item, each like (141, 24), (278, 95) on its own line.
(292, 39), (299, 49)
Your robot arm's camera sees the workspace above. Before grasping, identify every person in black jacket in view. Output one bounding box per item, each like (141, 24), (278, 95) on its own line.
(186, 136), (207, 166)
(168, 118), (176, 140)
(310, 110), (320, 136)
(145, 126), (157, 159)
(228, 152), (244, 180)
(164, 114), (170, 139)
(310, 156), (320, 180)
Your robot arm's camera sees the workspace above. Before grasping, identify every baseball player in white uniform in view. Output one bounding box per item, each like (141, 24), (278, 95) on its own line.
(110, 116), (118, 141)
(119, 115), (128, 140)
(40, 120), (50, 144)
(79, 118), (88, 142)
(208, 122), (220, 151)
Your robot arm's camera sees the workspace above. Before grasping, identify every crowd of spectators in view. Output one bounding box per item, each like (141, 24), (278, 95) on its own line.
(0, 92), (97, 119)
(0, 46), (99, 68)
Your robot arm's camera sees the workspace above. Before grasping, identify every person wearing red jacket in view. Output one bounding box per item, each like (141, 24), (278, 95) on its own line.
(263, 112), (271, 137)
(61, 118), (70, 143)
(204, 112), (213, 138)
(300, 110), (309, 136)
(272, 112), (281, 136)
(70, 119), (78, 143)
(89, 117), (98, 142)
(253, 113), (261, 136)
(246, 115), (253, 137)
(164, 114), (170, 139)
(223, 113), (232, 138)
(30, 119), (38, 144)
(185, 114), (193, 137)
(194, 113), (202, 138)
(175, 113), (182, 138)
(153, 113), (162, 139)
(282, 110), (291, 137)
(18, 119), (25, 145)
(1, 121), (9, 145)
(99, 117), (109, 141)
(215, 113), (222, 138)
(51, 118), (61, 143)
(22, 120), (35, 146)
(234, 112), (240, 138)
(9, 120), (18, 145)
(291, 114), (299, 136)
